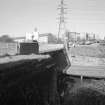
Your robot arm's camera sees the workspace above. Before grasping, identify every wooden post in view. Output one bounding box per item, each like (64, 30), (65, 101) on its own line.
(80, 75), (83, 82)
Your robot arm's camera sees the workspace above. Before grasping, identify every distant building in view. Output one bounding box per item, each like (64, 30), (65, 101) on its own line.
(26, 28), (39, 42)
(13, 37), (25, 42)
(13, 34), (48, 43)
(13, 32), (57, 44)
(87, 33), (96, 40)
(67, 32), (81, 42)
(66, 31), (105, 41)
(39, 33), (48, 43)
(25, 32), (33, 41)
(67, 32), (76, 42)
(39, 33), (58, 44)
(32, 28), (39, 41)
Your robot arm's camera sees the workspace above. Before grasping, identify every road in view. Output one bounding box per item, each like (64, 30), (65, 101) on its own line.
(67, 64), (105, 78)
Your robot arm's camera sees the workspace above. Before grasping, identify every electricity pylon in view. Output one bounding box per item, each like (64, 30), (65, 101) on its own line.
(57, 0), (68, 48)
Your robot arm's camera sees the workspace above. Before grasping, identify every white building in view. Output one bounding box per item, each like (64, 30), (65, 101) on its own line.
(25, 28), (39, 42)
(32, 28), (39, 41)
(25, 32), (33, 41)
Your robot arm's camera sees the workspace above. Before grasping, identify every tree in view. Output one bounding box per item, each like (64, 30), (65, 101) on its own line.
(0, 35), (14, 43)
(48, 33), (58, 44)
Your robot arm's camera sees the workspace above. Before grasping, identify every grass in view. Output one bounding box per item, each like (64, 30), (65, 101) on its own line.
(63, 79), (105, 105)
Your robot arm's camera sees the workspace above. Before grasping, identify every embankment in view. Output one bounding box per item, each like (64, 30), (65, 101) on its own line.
(0, 54), (59, 105)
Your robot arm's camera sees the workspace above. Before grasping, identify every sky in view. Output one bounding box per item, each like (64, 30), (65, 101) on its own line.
(0, 0), (105, 38)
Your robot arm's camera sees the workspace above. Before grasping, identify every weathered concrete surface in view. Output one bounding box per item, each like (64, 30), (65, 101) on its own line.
(0, 54), (50, 64)
(67, 53), (105, 78)
(67, 65), (105, 78)
(70, 56), (105, 66)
